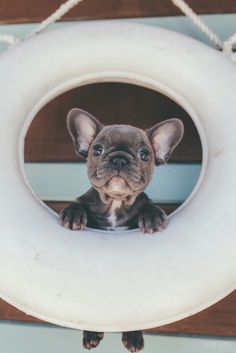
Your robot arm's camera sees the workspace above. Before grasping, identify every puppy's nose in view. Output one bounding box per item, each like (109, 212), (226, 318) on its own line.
(110, 155), (129, 168)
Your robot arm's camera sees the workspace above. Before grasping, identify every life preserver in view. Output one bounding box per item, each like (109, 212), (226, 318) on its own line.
(0, 21), (235, 331)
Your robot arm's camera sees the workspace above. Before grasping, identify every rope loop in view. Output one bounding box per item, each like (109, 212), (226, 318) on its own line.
(223, 34), (236, 63)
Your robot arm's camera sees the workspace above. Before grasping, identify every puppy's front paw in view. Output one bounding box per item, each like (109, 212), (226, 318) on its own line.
(122, 331), (144, 352)
(59, 203), (87, 230)
(83, 331), (104, 350)
(138, 205), (168, 234)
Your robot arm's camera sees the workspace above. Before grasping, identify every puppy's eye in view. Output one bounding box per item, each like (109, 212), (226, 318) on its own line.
(138, 148), (150, 161)
(93, 144), (104, 156)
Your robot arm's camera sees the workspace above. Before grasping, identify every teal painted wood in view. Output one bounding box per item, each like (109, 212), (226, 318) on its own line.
(1, 14), (236, 53)
(24, 163), (201, 203)
(0, 322), (235, 353)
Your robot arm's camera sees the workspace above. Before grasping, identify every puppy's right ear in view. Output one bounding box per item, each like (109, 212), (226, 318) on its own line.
(67, 108), (103, 158)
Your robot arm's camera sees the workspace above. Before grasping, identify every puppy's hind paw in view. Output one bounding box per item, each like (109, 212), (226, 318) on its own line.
(122, 331), (144, 352)
(83, 331), (104, 350)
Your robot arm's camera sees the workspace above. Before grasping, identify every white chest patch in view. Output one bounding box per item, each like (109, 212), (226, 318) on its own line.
(107, 200), (128, 231)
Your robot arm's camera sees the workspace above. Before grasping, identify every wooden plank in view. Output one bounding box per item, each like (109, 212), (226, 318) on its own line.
(25, 83), (202, 163)
(24, 163), (201, 203)
(1, 1), (236, 24)
(45, 201), (180, 215)
(0, 300), (42, 323)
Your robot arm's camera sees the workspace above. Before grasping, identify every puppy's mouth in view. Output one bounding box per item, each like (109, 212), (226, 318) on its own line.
(91, 165), (144, 191)
(105, 176), (130, 195)
(90, 167), (146, 203)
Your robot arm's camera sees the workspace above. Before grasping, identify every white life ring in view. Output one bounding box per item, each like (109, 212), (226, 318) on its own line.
(0, 21), (235, 332)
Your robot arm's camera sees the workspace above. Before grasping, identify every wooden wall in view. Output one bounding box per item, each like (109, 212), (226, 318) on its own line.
(0, 0), (236, 24)
(24, 83), (202, 163)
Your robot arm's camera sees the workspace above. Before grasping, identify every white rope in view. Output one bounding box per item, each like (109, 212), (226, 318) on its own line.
(26, 0), (85, 38)
(0, 34), (19, 46)
(171, 0), (223, 49)
(223, 33), (236, 63)
(171, 0), (236, 62)
(0, 0), (84, 46)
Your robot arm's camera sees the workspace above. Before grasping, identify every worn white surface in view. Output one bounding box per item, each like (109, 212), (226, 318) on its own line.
(0, 21), (236, 331)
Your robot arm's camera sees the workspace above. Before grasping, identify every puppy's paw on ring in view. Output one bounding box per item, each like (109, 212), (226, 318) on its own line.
(138, 206), (168, 234)
(59, 204), (87, 230)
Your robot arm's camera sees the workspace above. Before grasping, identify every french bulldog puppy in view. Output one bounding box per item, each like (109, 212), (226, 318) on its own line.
(59, 108), (184, 352)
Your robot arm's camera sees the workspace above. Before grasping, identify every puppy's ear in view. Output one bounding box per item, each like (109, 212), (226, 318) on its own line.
(146, 119), (184, 165)
(67, 108), (103, 158)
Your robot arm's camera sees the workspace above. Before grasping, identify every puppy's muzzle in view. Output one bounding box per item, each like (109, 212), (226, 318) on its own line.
(110, 155), (128, 168)
(109, 151), (133, 169)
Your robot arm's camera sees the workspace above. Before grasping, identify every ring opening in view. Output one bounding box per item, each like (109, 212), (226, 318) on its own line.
(20, 74), (206, 232)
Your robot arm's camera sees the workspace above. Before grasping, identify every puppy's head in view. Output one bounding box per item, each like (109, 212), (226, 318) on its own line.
(67, 109), (184, 204)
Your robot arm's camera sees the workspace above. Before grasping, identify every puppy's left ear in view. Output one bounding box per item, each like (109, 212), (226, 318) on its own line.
(146, 119), (184, 165)
(67, 108), (103, 158)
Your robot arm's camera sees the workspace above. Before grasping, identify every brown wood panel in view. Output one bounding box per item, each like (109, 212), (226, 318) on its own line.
(1, 0), (236, 24)
(24, 83), (202, 163)
(45, 201), (180, 215)
(0, 300), (42, 323)
(0, 201), (235, 336)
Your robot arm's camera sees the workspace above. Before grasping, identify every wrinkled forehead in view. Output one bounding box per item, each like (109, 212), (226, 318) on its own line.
(95, 125), (150, 148)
